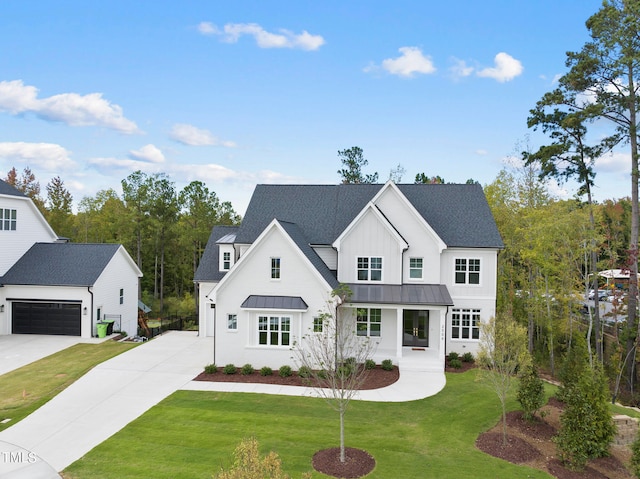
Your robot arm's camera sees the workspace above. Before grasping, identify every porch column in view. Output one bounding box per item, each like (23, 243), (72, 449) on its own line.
(439, 309), (446, 362)
(396, 307), (403, 360)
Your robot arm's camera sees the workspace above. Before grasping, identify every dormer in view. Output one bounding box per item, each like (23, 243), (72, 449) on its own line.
(217, 232), (237, 272)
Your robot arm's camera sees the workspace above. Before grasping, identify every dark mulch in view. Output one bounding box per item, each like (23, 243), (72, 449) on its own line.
(444, 360), (476, 373)
(194, 365), (399, 390)
(476, 432), (542, 463)
(312, 447), (375, 478)
(547, 459), (614, 479)
(505, 410), (556, 441)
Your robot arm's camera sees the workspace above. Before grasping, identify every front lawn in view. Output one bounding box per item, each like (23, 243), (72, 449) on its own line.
(0, 341), (137, 431)
(63, 371), (555, 479)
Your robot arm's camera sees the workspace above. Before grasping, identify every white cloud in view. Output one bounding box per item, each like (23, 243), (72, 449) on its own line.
(477, 52), (523, 82)
(596, 151), (628, 173)
(450, 58), (474, 79)
(129, 144), (165, 164)
(475, 149), (488, 156)
(0, 80), (139, 134)
(170, 123), (236, 147)
(200, 22), (325, 51)
(379, 47), (436, 78)
(0, 142), (76, 170)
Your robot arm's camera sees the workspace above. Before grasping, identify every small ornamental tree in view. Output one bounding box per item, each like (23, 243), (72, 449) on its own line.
(292, 284), (377, 463)
(477, 312), (531, 445)
(516, 364), (545, 421)
(554, 362), (616, 471)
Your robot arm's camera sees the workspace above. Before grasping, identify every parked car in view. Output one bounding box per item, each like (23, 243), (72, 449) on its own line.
(587, 289), (607, 301)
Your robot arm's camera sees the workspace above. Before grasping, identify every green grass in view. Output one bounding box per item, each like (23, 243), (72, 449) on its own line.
(0, 341), (137, 431)
(63, 371), (555, 479)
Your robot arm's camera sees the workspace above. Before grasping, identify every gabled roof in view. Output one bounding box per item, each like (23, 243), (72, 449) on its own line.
(235, 183), (503, 248)
(194, 225), (240, 282)
(0, 179), (27, 197)
(1, 243), (128, 286)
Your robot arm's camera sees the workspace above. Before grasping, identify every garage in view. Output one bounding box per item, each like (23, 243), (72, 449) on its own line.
(11, 302), (82, 336)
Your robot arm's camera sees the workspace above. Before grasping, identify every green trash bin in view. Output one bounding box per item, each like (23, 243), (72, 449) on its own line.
(96, 322), (108, 338)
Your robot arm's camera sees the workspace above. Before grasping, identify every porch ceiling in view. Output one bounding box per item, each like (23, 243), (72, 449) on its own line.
(346, 283), (453, 306)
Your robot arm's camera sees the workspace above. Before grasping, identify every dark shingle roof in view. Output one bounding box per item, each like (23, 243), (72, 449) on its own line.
(235, 183), (503, 248)
(194, 225), (240, 282)
(0, 179), (27, 197)
(0, 243), (122, 286)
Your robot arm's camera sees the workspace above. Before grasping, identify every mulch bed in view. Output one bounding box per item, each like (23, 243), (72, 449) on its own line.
(194, 365), (400, 390)
(312, 447), (375, 478)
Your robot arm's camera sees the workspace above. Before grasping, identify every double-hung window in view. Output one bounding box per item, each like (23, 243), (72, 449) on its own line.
(357, 257), (382, 281)
(455, 258), (480, 284)
(313, 316), (324, 333)
(0, 208), (16, 231)
(258, 315), (290, 346)
(119, 288), (124, 305)
(222, 252), (231, 270)
(409, 257), (423, 279)
(451, 308), (480, 339)
(356, 308), (381, 337)
(227, 314), (237, 330)
(271, 257), (281, 279)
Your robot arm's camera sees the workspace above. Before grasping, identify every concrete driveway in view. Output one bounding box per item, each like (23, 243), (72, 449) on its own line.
(0, 335), (108, 376)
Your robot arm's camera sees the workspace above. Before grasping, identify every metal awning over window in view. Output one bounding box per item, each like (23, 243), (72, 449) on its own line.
(347, 284), (453, 306)
(241, 295), (308, 310)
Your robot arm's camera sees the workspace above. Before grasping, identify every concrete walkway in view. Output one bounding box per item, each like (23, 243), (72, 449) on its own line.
(0, 331), (445, 475)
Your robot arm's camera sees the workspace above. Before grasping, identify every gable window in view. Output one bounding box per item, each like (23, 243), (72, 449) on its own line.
(0, 208), (16, 231)
(409, 258), (423, 279)
(227, 314), (237, 330)
(451, 308), (480, 340)
(271, 257), (281, 279)
(356, 308), (381, 337)
(357, 257), (382, 281)
(222, 252), (231, 270)
(258, 315), (290, 346)
(455, 258), (480, 284)
(313, 316), (324, 333)
(119, 288), (124, 305)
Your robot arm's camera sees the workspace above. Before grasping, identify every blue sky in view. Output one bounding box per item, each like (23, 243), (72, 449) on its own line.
(0, 0), (627, 215)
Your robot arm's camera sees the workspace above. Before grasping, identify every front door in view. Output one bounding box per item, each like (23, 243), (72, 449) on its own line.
(403, 310), (429, 347)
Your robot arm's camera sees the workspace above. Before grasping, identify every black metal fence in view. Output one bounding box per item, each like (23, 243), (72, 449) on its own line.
(139, 314), (198, 339)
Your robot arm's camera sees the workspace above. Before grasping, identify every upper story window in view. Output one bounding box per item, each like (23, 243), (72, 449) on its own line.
(222, 252), (231, 270)
(451, 308), (480, 340)
(271, 257), (281, 279)
(455, 258), (480, 284)
(119, 288), (124, 305)
(313, 316), (324, 333)
(409, 258), (423, 279)
(357, 256), (382, 281)
(356, 308), (381, 337)
(0, 208), (16, 231)
(227, 314), (237, 330)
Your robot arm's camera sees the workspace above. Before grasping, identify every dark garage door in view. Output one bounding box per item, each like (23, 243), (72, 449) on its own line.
(12, 302), (81, 336)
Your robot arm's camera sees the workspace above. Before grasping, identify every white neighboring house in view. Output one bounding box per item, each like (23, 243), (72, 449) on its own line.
(194, 181), (503, 370)
(0, 179), (142, 338)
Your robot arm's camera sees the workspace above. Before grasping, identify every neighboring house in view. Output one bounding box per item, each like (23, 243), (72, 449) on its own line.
(0, 179), (142, 338)
(195, 181), (503, 370)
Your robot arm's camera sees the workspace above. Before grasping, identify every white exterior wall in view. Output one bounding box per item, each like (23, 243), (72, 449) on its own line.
(92, 247), (141, 338)
(212, 225), (334, 369)
(0, 195), (57, 276)
(313, 246), (337, 270)
(441, 248), (499, 356)
(0, 285), (91, 336)
(197, 280), (218, 337)
(337, 209), (404, 284)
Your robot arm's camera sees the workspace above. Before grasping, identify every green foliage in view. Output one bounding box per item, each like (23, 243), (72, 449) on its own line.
(461, 352), (474, 363)
(278, 365), (293, 378)
(630, 431), (640, 478)
(241, 364), (254, 375)
(223, 364), (237, 375)
(204, 364), (217, 374)
(337, 146), (378, 184)
(557, 335), (589, 403)
(297, 366), (312, 379)
(554, 363), (616, 470)
(260, 366), (273, 377)
(447, 352), (459, 361)
(214, 437), (311, 479)
(449, 358), (462, 369)
(365, 359), (376, 370)
(516, 365), (545, 421)
(381, 359), (394, 371)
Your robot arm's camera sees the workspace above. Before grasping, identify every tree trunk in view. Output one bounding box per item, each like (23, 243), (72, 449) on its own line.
(339, 407), (346, 462)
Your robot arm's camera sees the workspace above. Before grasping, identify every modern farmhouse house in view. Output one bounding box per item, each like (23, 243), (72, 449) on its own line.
(195, 181), (503, 370)
(0, 179), (142, 338)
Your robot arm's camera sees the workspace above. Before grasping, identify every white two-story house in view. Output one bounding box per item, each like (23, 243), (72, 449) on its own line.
(0, 179), (142, 338)
(194, 181), (503, 370)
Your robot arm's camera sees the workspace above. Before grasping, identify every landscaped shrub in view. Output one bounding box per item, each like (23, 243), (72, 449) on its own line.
(297, 366), (312, 378)
(279, 365), (293, 377)
(462, 352), (475, 363)
(241, 364), (254, 375)
(204, 363), (217, 374)
(260, 366), (273, 376)
(223, 364), (237, 375)
(449, 358), (462, 369)
(316, 369), (328, 379)
(381, 359), (394, 371)
(517, 364), (545, 421)
(365, 359), (376, 370)
(448, 352), (460, 361)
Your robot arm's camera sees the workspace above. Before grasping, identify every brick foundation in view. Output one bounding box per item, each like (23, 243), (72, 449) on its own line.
(613, 414), (639, 446)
